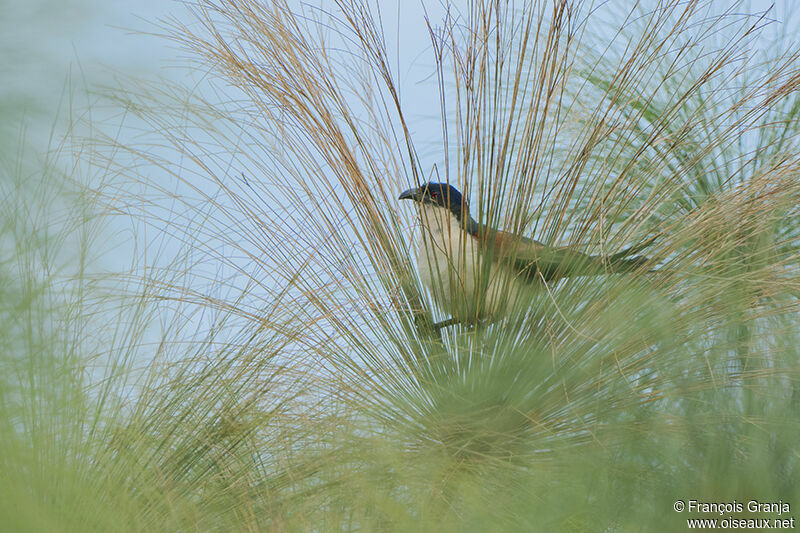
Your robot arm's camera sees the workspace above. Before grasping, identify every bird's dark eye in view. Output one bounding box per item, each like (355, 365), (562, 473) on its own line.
(431, 191), (439, 199)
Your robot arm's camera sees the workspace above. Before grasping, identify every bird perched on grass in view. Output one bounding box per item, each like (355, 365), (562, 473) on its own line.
(399, 182), (653, 329)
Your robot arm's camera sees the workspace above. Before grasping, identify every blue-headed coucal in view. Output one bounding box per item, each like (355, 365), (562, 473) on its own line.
(399, 182), (652, 328)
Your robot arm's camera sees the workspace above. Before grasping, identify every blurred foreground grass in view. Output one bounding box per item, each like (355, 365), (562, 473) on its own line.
(2, 1), (799, 531)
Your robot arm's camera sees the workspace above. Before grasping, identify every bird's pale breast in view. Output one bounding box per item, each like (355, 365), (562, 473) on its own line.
(415, 205), (522, 322)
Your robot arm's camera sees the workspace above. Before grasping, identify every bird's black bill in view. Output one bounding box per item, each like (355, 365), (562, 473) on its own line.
(399, 187), (420, 201)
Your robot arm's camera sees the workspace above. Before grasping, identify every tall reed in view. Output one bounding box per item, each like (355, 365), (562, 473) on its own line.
(4, 0), (799, 530)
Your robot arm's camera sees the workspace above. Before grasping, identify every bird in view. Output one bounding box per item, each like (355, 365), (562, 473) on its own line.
(399, 182), (653, 328)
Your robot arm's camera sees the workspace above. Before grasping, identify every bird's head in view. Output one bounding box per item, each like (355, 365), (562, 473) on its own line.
(399, 182), (474, 231)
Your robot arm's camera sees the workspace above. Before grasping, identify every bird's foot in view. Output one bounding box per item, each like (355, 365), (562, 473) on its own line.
(413, 314), (465, 338)
(414, 313), (442, 339)
(432, 317), (463, 332)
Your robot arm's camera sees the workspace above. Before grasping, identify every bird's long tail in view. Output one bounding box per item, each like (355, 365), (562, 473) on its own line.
(516, 234), (658, 282)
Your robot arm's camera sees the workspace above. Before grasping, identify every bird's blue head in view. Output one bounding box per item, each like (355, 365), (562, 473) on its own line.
(399, 182), (470, 222)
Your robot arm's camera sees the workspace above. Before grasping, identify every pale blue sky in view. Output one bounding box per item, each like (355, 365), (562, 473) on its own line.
(4, 0), (798, 280)
(5, 0), (798, 145)
(2, 1), (446, 146)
